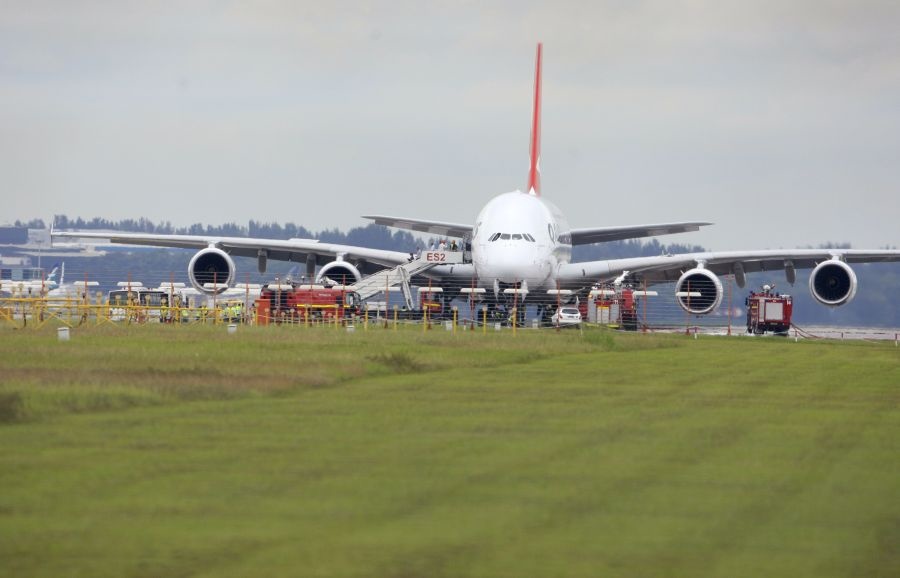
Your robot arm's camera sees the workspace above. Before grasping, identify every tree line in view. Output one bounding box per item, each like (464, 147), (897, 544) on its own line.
(50, 214), (420, 252)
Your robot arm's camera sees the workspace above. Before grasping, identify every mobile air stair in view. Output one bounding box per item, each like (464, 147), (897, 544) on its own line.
(349, 251), (462, 309)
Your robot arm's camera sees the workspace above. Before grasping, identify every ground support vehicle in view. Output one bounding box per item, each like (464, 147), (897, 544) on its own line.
(551, 306), (583, 327)
(257, 283), (360, 325)
(588, 285), (645, 330)
(746, 285), (793, 335)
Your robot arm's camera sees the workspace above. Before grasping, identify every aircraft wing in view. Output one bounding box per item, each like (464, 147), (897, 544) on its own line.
(570, 222), (712, 245)
(51, 231), (412, 269)
(557, 249), (900, 285)
(362, 215), (473, 238)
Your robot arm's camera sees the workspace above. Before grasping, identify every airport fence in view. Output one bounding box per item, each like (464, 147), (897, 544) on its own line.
(1, 265), (756, 334)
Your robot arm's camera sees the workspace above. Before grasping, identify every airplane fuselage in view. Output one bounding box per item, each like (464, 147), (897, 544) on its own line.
(470, 191), (572, 289)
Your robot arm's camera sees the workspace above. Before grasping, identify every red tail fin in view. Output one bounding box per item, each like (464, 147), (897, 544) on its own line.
(527, 42), (542, 197)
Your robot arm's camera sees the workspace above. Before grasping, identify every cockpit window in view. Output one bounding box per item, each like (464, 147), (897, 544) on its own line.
(489, 233), (537, 242)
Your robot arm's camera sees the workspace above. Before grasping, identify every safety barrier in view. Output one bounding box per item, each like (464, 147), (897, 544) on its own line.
(3, 295), (900, 341)
(0, 297), (249, 328)
(2, 266), (897, 338)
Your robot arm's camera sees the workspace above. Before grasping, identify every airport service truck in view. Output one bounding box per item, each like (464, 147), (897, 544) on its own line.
(746, 285), (793, 335)
(257, 283), (360, 324)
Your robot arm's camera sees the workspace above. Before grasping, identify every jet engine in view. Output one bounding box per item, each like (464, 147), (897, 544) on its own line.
(188, 247), (235, 294)
(809, 259), (857, 306)
(675, 267), (723, 315)
(314, 260), (362, 286)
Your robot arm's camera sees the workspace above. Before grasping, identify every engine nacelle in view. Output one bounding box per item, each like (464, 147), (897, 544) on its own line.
(315, 261), (362, 286)
(188, 247), (235, 294)
(809, 260), (857, 306)
(675, 268), (723, 315)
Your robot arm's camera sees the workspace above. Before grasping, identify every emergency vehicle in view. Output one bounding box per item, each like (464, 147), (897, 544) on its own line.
(588, 284), (652, 330)
(257, 283), (360, 324)
(745, 284), (793, 335)
(418, 287), (445, 320)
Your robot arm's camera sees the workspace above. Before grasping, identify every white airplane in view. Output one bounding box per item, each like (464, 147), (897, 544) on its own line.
(0, 263), (59, 296)
(45, 264), (61, 287)
(53, 43), (900, 317)
(0, 263), (99, 305)
(44, 263), (100, 299)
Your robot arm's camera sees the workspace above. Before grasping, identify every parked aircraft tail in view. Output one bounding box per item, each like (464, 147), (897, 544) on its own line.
(47, 262), (62, 284)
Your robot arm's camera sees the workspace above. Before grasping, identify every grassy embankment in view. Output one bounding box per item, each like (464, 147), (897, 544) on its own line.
(1, 324), (898, 577)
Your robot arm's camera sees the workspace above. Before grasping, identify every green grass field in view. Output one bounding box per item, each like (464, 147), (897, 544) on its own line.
(1, 324), (898, 577)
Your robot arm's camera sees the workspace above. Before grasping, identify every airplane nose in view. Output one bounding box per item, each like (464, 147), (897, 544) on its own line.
(480, 244), (550, 284)
(487, 247), (521, 282)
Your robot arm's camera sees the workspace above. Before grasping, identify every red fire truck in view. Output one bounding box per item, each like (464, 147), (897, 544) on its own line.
(257, 283), (360, 324)
(745, 285), (793, 335)
(588, 285), (641, 330)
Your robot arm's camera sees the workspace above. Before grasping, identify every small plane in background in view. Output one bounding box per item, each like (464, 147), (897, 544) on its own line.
(44, 262), (102, 299)
(53, 43), (900, 318)
(44, 263), (69, 297)
(0, 262), (94, 301)
(0, 263), (60, 296)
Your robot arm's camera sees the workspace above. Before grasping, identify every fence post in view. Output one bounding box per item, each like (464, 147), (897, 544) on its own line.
(727, 275), (732, 336)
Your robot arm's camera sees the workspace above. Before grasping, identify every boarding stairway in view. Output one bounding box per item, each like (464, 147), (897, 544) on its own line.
(349, 251), (463, 309)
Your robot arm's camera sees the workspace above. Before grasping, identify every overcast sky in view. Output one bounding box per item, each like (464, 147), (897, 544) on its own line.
(2, 0), (899, 250)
